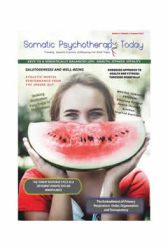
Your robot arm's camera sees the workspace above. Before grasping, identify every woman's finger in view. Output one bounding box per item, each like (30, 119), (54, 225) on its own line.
(23, 137), (44, 166)
(23, 137), (66, 178)
(130, 139), (149, 165)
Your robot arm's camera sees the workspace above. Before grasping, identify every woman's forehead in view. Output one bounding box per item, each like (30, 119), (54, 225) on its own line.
(60, 84), (106, 111)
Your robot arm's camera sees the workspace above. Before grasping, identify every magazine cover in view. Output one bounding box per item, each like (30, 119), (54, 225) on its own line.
(18, 31), (150, 221)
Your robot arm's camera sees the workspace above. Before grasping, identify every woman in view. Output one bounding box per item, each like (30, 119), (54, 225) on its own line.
(19, 72), (149, 220)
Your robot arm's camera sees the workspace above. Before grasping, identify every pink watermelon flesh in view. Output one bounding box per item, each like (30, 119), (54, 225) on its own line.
(28, 121), (146, 171)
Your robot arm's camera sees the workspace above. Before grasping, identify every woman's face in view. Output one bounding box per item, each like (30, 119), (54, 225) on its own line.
(59, 84), (108, 124)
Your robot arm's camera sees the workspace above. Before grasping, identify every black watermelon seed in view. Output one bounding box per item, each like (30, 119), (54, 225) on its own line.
(80, 138), (83, 142)
(125, 130), (129, 133)
(53, 135), (56, 137)
(115, 134), (118, 137)
(88, 136), (94, 141)
(121, 131), (125, 135)
(83, 138), (86, 142)
(59, 136), (62, 140)
(108, 137), (112, 141)
(99, 136), (105, 142)
(62, 138), (67, 143)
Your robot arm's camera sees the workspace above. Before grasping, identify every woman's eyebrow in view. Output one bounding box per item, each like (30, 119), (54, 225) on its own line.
(89, 108), (104, 112)
(64, 109), (79, 113)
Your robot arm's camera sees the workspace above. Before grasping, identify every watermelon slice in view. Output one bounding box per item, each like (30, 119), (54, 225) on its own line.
(28, 120), (146, 171)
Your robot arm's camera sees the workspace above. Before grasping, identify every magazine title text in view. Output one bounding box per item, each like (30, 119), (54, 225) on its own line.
(23, 39), (144, 51)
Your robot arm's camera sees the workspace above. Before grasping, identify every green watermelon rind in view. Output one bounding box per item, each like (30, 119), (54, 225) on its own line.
(29, 138), (146, 171)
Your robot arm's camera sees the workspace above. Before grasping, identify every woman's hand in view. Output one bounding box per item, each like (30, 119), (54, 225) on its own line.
(23, 137), (67, 178)
(101, 136), (150, 197)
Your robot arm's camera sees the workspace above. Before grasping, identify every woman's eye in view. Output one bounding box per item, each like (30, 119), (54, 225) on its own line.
(90, 112), (103, 119)
(65, 113), (78, 120)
